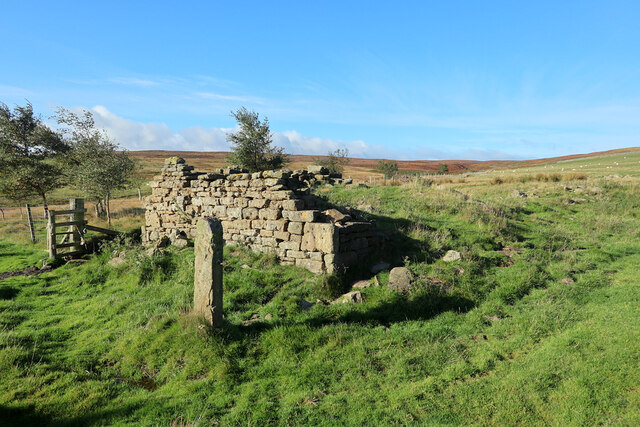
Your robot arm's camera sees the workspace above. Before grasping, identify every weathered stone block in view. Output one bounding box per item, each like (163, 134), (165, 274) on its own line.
(309, 252), (323, 261)
(227, 173), (251, 181)
(227, 207), (242, 219)
(234, 198), (250, 208)
(261, 237), (278, 247)
(283, 210), (318, 222)
(259, 208), (281, 220)
(249, 199), (269, 209)
(273, 231), (290, 241)
(212, 206), (227, 218)
(280, 241), (300, 251)
(264, 178), (284, 187)
(265, 220), (287, 231)
(304, 223), (338, 253)
(282, 199), (305, 210)
(265, 190), (294, 200)
(287, 222), (304, 235)
(301, 232), (316, 252)
(287, 250), (307, 259)
(242, 207), (259, 220)
(295, 258), (324, 274)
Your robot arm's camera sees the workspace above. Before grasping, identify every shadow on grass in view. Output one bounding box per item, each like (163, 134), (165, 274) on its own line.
(0, 402), (143, 427)
(0, 286), (19, 300)
(225, 290), (475, 341)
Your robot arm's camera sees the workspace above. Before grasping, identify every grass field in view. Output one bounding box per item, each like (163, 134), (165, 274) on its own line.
(129, 146), (640, 180)
(1, 150), (639, 424)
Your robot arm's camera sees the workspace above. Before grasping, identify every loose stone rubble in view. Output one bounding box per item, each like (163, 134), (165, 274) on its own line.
(142, 157), (381, 274)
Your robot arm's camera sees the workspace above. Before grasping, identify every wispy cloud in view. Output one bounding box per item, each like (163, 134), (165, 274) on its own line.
(195, 91), (267, 104)
(0, 84), (33, 98)
(107, 77), (162, 87)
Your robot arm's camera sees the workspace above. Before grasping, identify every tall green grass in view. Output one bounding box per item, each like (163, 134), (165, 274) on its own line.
(1, 171), (639, 424)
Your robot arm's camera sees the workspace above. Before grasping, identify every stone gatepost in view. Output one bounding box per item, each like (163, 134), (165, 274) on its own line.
(193, 218), (224, 327)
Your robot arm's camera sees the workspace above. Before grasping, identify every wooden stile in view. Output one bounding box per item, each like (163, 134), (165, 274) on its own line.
(47, 198), (121, 259)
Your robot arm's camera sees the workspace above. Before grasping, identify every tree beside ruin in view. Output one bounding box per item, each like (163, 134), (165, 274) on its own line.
(55, 107), (136, 225)
(226, 107), (288, 172)
(0, 101), (69, 213)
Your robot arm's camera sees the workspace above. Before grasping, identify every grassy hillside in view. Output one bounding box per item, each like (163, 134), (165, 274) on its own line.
(129, 146), (640, 179)
(1, 152), (639, 424)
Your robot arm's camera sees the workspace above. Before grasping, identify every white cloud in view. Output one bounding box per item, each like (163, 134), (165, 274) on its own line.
(88, 105), (394, 157)
(273, 131), (392, 158)
(84, 105), (526, 160)
(91, 105), (230, 151)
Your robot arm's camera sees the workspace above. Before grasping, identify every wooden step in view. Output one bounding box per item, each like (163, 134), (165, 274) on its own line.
(57, 250), (86, 258)
(55, 242), (84, 249)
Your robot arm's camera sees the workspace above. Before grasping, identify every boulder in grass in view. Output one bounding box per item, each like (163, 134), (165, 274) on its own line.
(352, 280), (372, 289)
(108, 257), (126, 267)
(388, 267), (414, 293)
(332, 291), (363, 304)
(442, 250), (461, 262)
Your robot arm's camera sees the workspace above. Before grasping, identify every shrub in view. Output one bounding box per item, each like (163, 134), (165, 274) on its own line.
(316, 148), (350, 174)
(377, 160), (399, 178)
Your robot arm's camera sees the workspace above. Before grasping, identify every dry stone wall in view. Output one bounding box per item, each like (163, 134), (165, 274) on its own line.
(142, 157), (380, 274)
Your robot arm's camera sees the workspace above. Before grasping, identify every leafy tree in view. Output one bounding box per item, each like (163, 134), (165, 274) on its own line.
(0, 102), (69, 213)
(226, 107), (288, 172)
(439, 163), (449, 174)
(377, 159), (399, 179)
(55, 108), (135, 225)
(316, 148), (350, 174)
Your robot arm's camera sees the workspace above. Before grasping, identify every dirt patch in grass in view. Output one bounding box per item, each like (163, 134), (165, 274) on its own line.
(0, 264), (51, 281)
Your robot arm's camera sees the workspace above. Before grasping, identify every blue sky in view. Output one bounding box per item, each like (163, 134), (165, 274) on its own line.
(1, 1), (639, 160)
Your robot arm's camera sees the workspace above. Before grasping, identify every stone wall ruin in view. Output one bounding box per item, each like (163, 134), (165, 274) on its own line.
(142, 157), (381, 274)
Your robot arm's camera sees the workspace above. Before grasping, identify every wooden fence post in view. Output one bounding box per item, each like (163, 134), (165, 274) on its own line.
(70, 198), (85, 253)
(26, 204), (36, 243)
(47, 211), (56, 258)
(193, 218), (224, 327)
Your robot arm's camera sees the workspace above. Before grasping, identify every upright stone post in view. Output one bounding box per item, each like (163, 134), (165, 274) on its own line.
(193, 218), (224, 327)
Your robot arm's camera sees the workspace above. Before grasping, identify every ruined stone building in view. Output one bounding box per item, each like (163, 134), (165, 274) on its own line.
(142, 158), (380, 273)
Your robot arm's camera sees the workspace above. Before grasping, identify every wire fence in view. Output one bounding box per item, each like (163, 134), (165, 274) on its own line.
(0, 204), (64, 243)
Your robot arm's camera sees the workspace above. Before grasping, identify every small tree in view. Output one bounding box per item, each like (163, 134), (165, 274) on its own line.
(438, 164), (449, 174)
(377, 159), (398, 179)
(55, 108), (135, 225)
(316, 148), (350, 174)
(226, 107), (288, 172)
(0, 102), (69, 213)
